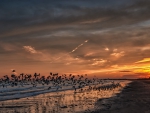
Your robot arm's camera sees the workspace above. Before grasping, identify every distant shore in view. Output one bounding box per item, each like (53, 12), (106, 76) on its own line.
(94, 80), (150, 113)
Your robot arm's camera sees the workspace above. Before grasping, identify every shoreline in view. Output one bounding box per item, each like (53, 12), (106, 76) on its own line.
(94, 80), (150, 113)
(0, 80), (124, 102)
(0, 80), (129, 113)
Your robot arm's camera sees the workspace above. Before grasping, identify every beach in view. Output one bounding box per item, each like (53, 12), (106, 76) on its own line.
(2, 80), (150, 113)
(0, 80), (129, 113)
(94, 80), (150, 113)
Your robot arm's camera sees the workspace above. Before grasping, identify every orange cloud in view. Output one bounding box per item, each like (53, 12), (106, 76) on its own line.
(92, 59), (107, 66)
(23, 46), (40, 54)
(110, 51), (125, 58)
(104, 47), (109, 51)
(135, 58), (150, 63)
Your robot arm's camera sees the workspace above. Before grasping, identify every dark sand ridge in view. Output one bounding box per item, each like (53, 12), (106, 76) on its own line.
(94, 80), (150, 113)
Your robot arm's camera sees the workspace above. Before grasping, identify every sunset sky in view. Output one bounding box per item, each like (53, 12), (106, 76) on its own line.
(1, 0), (150, 78)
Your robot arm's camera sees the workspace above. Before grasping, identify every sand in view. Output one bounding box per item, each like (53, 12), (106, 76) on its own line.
(94, 80), (150, 113)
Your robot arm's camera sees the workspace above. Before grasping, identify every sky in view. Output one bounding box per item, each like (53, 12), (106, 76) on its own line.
(1, 0), (150, 78)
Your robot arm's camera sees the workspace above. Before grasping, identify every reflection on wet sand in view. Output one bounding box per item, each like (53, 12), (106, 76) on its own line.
(0, 81), (130, 113)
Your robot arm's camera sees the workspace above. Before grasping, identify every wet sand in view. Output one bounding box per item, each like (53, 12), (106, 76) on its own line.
(0, 80), (129, 113)
(94, 80), (150, 113)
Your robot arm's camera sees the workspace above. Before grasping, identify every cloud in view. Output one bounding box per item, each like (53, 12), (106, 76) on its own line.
(135, 58), (150, 63)
(119, 70), (132, 72)
(23, 46), (40, 54)
(140, 45), (150, 51)
(110, 51), (125, 58)
(92, 59), (107, 66)
(0, 42), (18, 52)
(105, 47), (109, 51)
(84, 52), (94, 57)
(1, 0), (150, 37)
(134, 72), (150, 78)
(70, 40), (88, 53)
(111, 65), (118, 68)
(52, 40), (89, 62)
(113, 49), (118, 52)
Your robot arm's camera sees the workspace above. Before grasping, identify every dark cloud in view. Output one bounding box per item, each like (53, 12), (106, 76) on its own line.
(1, 0), (150, 37)
(119, 70), (132, 72)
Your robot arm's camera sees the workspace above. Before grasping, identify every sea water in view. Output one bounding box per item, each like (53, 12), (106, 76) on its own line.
(0, 80), (131, 113)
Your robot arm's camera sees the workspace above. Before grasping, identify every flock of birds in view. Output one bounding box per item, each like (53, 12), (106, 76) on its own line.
(0, 70), (121, 93)
(0, 70), (123, 113)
